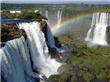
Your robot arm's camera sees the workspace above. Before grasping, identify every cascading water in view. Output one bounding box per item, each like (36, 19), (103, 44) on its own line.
(18, 22), (62, 77)
(85, 12), (110, 46)
(1, 37), (39, 82)
(1, 22), (62, 82)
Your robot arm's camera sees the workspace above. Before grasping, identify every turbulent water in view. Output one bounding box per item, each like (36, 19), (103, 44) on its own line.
(1, 22), (62, 82)
(85, 12), (110, 46)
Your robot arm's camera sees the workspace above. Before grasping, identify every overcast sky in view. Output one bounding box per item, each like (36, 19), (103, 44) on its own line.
(1, 0), (110, 4)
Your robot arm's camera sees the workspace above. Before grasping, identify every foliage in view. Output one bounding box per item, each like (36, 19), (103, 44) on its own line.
(17, 12), (41, 19)
(1, 11), (41, 19)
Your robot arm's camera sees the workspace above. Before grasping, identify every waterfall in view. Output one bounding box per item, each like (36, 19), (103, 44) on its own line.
(57, 10), (62, 29)
(85, 12), (110, 46)
(45, 10), (62, 34)
(1, 22), (62, 82)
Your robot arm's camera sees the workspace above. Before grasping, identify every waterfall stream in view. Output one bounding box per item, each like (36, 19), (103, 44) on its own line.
(1, 22), (62, 82)
(45, 10), (62, 34)
(85, 12), (110, 46)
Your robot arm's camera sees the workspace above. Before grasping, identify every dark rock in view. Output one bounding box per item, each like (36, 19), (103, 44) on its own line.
(48, 47), (62, 60)
(106, 26), (110, 45)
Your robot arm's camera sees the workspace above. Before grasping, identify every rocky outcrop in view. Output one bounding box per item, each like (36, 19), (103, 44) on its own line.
(1, 24), (26, 47)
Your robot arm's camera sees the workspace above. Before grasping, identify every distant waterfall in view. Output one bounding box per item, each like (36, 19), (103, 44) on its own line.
(1, 22), (62, 82)
(44, 10), (63, 50)
(45, 10), (62, 34)
(57, 10), (62, 29)
(85, 12), (110, 46)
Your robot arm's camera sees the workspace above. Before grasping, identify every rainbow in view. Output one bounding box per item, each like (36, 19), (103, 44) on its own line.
(51, 13), (91, 32)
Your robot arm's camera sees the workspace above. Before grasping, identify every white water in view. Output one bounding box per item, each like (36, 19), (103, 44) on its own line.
(1, 37), (39, 82)
(85, 12), (110, 46)
(1, 22), (62, 82)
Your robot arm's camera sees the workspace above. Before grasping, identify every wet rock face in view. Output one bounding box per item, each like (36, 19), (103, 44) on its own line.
(106, 26), (110, 45)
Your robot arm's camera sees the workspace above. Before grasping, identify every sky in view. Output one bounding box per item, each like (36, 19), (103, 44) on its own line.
(1, 0), (110, 4)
